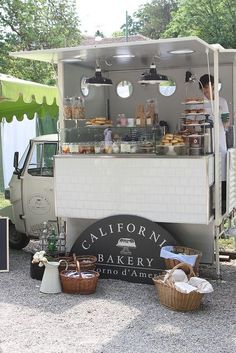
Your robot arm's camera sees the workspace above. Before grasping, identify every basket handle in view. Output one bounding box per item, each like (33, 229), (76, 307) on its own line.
(165, 262), (196, 281)
(58, 259), (68, 270)
(73, 253), (81, 275)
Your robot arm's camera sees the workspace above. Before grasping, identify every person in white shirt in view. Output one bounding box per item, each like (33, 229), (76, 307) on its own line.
(199, 74), (230, 213)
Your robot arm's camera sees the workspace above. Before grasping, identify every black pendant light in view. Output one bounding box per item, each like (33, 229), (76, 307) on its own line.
(138, 63), (168, 84)
(85, 66), (113, 86)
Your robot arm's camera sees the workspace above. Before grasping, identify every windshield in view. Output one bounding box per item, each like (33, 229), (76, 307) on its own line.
(18, 144), (30, 171)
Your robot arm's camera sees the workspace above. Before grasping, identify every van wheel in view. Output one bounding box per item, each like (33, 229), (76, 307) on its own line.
(9, 223), (30, 250)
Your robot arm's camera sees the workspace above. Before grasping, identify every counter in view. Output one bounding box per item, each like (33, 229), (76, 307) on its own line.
(54, 154), (214, 225)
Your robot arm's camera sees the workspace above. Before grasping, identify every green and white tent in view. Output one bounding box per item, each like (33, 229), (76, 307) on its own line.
(0, 73), (59, 192)
(0, 73), (59, 122)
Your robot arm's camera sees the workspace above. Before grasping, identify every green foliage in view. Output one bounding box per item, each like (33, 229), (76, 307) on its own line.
(121, 0), (178, 39)
(95, 30), (104, 38)
(120, 15), (143, 36)
(0, 193), (10, 208)
(121, 0), (236, 48)
(163, 0), (236, 48)
(112, 31), (124, 38)
(0, 0), (82, 84)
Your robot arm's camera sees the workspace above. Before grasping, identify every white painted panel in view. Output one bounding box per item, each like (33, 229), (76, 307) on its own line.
(54, 156), (212, 224)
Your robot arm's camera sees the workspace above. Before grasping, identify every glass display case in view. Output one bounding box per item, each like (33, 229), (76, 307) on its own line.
(59, 118), (163, 155)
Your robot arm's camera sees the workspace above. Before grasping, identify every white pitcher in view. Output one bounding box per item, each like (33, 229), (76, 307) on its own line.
(40, 260), (67, 294)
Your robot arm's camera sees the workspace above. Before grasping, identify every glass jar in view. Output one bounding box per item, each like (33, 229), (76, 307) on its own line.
(63, 97), (72, 119)
(72, 96), (85, 119)
(120, 142), (131, 153)
(112, 142), (120, 153)
(130, 142), (137, 153)
(94, 142), (102, 154)
(118, 113), (127, 127)
(62, 143), (70, 154)
(69, 143), (79, 154)
(145, 99), (156, 126)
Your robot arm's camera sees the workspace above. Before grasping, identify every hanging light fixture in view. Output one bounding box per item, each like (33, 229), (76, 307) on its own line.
(138, 63), (168, 84)
(85, 66), (113, 87)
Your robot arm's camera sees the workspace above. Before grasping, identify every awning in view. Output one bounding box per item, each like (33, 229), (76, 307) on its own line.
(0, 73), (59, 122)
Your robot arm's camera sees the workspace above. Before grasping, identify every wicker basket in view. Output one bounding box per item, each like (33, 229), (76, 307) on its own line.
(152, 262), (203, 312)
(164, 246), (202, 276)
(60, 254), (99, 294)
(57, 255), (97, 272)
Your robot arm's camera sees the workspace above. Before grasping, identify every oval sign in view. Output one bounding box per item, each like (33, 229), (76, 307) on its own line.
(71, 215), (178, 284)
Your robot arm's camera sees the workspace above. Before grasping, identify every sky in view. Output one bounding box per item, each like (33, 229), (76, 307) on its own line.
(76, 0), (150, 36)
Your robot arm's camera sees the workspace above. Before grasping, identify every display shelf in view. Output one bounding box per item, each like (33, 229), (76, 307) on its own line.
(182, 123), (210, 127)
(64, 118), (87, 121)
(182, 112), (206, 116)
(85, 124), (113, 128)
(181, 100), (206, 105)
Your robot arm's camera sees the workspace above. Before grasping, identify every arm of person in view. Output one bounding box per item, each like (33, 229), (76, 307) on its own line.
(219, 97), (230, 130)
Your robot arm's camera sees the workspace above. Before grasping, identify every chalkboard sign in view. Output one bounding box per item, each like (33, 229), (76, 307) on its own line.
(0, 217), (9, 272)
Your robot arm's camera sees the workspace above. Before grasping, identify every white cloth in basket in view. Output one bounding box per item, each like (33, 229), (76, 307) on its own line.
(164, 269), (188, 283)
(160, 246), (198, 266)
(174, 282), (197, 294)
(173, 277), (213, 294)
(188, 277), (214, 294)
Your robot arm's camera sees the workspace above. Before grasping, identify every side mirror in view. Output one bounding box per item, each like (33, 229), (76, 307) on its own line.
(13, 151), (19, 171)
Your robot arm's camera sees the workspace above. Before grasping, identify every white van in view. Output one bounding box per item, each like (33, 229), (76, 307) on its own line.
(1, 134), (58, 249)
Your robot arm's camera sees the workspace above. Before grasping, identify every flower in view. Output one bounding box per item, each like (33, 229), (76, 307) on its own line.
(32, 251), (48, 267)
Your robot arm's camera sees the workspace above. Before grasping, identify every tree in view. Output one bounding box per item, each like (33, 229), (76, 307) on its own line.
(120, 15), (143, 36)
(163, 0), (236, 48)
(95, 30), (104, 39)
(0, 0), (82, 84)
(120, 0), (179, 39)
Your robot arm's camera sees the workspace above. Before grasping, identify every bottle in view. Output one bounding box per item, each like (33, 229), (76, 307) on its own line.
(40, 221), (48, 251)
(57, 225), (66, 254)
(135, 104), (145, 127)
(145, 99), (156, 126)
(47, 227), (57, 255)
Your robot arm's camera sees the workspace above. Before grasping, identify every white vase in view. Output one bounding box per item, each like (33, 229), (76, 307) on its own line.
(40, 260), (66, 294)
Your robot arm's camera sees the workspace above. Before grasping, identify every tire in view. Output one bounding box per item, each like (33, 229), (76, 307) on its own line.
(9, 222), (30, 250)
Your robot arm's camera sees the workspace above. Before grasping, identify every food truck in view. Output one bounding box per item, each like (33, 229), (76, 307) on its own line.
(9, 36), (236, 276)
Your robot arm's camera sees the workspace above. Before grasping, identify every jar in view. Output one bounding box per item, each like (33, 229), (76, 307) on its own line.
(94, 142), (102, 154)
(62, 143), (70, 154)
(145, 99), (156, 126)
(70, 143), (78, 154)
(118, 113), (127, 127)
(127, 118), (135, 127)
(79, 143), (86, 154)
(112, 142), (120, 153)
(130, 142), (137, 153)
(72, 96), (85, 119)
(63, 97), (72, 119)
(120, 142), (131, 153)
(135, 104), (145, 127)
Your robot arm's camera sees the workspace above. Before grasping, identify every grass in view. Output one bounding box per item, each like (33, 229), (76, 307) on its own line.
(219, 237), (235, 251)
(0, 192), (10, 209)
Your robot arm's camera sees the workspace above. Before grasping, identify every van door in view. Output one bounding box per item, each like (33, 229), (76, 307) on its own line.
(21, 141), (58, 237)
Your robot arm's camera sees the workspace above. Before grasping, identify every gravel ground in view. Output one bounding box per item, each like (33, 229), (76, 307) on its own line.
(0, 242), (235, 353)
